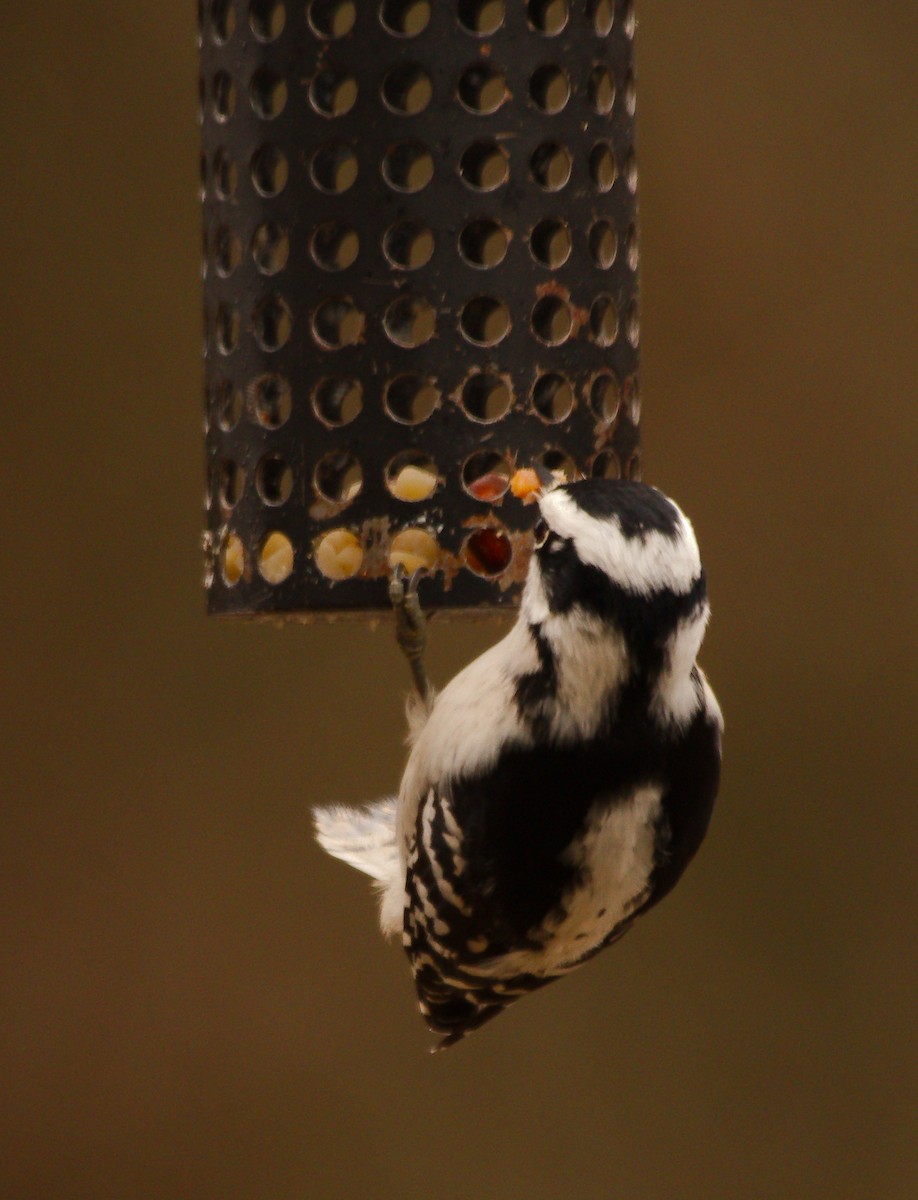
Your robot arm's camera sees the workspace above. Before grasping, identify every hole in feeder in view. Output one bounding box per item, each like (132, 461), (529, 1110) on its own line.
(310, 65), (358, 117)
(530, 142), (572, 191)
(213, 148), (237, 199)
(311, 222), (360, 271)
(382, 63), (432, 115)
(250, 0), (285, 41)
(250, 69), (287, 119)
(458, 63), (508, 115)
(458, 219), (508, 269)
(589, 0), (614, 36)
(588, 372), (620, 423)
(252, 222), (289, 275)
(460, 372), (512, 422)
(625, 300), (640, 346)
(384, 296), (436, 348)
(258, 532), (294, 584)
(531, 295), (572, 345)
(591, 449), (620, 480)
(588, 65), (615, 115)
(310, 142), (358, 193)
(457, 0), (504, 36)
(215, 380), (244, 430)
(625, 223), (639, 271)
(538, 447), (576, 482)
(221, 533), (244, 585)
(465, 527), (512, 576)
(254, 295), (293, 351)
(251, 144), (288, 195)
(384, 219), (434, 270)
(531, 373), (573, 423)
(459, 141), (509, 191)
(256, 454), (293, 505)
(527, 0), (568, 35)
(530, 219), (571, 268)
(624, 149), (638, 191)
(462, 451), (511, 502)
(313, 297), (365, 348)
(460, 296), (510, 346)
(625, 448), (642, 481)
(589, 142), (616, 191)
(383, 142), (434, 192)
(212, 71), (236, 121)
(212, 0), (236, 43)
(380, 0), (431, 36)
(215, 303), (240, 354)
(313, 376), (363, 426)
(622, 374), (640, 423)
(389, 529), (438, 574)
(314, 450), (363, 505)
(384, 375), (439, 423)
(625, 70), (636, 115)
(213, 226), (241, 277)
(386, 451), (439, 502)
(316, 529), (363, 580)
(590, 295), (618, 346)
(589, 220), (617, 269)
(307, 0), (356, 38)
(219, 459), (245, 507)
(529, 64), (570, 113)
(252, 374), (292, 428)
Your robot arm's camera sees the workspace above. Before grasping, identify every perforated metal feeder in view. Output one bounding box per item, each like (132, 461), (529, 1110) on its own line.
(201, 0), (640, 618)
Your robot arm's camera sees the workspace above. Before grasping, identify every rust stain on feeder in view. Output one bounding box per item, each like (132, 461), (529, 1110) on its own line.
(534, 279), (589, 338)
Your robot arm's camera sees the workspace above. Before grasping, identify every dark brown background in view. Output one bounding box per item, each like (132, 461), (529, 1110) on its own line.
(2, 3), (916, 1198)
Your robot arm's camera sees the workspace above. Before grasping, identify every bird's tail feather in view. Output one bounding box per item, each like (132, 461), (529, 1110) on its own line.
(313, 798), (398, 885)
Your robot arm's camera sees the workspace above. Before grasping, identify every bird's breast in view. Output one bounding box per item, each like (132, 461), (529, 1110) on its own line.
(534, 783), (663, 971)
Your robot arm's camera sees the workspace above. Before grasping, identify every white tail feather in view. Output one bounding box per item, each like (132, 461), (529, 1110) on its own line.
(313, 798), (398, 886)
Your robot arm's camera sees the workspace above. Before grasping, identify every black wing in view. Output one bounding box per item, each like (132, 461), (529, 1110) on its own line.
(404, 785), (557, 1049)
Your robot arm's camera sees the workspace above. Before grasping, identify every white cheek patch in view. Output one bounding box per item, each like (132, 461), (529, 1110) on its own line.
(540, 488), (701, 596)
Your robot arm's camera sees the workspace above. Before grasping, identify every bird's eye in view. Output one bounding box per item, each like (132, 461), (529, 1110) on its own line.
(533, 519), (550, 548)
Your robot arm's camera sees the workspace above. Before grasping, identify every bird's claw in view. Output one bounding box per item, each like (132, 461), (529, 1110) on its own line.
(390, 564), (432, 705)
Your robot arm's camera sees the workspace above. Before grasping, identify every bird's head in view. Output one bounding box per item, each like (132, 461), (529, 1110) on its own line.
(521, 478), (710, 690)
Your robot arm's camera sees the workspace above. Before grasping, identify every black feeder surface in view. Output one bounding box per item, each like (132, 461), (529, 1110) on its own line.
(201, 0), (640, 618)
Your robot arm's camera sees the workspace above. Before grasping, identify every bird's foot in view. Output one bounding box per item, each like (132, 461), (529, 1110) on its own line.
(389, 565), (433, 706)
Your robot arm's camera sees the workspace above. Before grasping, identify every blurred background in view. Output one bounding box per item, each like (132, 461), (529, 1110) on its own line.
(1, 3), (916, 1198)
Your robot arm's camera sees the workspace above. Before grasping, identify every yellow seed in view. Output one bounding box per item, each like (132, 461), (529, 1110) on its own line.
(510, 467), (541, 501)
(335, 543), (363, 576)
(316, 529), (363, 580)
(391, 464), (437, 501)
(223, 534), (244, 584)
(389, 529), (438, 573)
(259, 532), (293, 583)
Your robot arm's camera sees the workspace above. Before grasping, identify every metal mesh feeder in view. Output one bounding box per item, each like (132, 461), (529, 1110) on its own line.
(200, 0), (641, 617)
